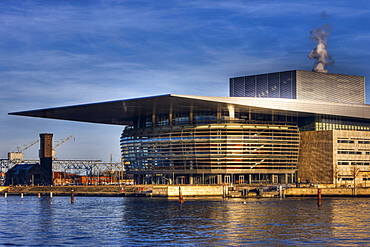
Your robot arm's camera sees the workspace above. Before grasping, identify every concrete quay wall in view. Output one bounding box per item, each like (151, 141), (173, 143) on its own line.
(1, 185), (225, 197)
(4, 185), (370, 197)
(1, 185), (123, 196)
(165, 185), (223, 197)
(285, 187), (370, 197)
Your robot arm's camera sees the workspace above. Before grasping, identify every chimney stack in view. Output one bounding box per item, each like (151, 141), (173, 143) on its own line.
(39, 133), (53, 185)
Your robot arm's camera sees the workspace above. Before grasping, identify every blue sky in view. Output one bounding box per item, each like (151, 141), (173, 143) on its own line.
(1, 0), (370, 161)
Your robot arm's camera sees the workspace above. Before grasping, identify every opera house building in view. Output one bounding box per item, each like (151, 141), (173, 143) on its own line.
(10, 70), (370, 186)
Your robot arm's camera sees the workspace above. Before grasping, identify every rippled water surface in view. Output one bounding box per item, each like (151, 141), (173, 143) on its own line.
(1, 196), (370, 246)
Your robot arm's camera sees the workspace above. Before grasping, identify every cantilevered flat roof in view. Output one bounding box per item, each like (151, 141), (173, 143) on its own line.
(9, 94), (370, 125)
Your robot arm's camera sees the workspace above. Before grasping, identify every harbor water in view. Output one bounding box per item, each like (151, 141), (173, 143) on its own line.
(1, 196), (370, 246)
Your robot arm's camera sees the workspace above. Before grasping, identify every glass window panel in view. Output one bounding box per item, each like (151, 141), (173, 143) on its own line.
(245, 76), (255, 97)
(229, 78), (234, 96)
(291, 71), (296, 99)
(233, 77), (244, 97)
(257, 75), (268, 97)
(280, 71), (293, 98)
(268, 73), (279, 98)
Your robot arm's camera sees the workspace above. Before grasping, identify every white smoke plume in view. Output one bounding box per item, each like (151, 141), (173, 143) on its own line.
(308, 24), (334, 73)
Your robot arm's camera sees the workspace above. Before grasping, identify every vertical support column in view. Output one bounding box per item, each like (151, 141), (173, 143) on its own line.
(133, 118), (138, 128)
(249, 174), (252, 184)
(227, 104), (235, 121)
(39, 133), (53, 185)
(189, 105), (193, 125)
(217, 175), (222, 185)
(217, 104), (222, 123)
(152, 104), (156, 127)
(271, 109), (274, 122)
(169, 101), (173, 126)
(189, 175), (193, 185)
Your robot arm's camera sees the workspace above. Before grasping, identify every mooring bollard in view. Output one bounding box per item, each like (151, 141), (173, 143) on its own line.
(317, 188), (322, 206)
(71, 189), (75, 204)
(38, 193), (41, 198)
(279, 185), (283, 198)
(21, 193), (24, 198)
(50, 192), (53, 198)
(4, 193), (7, 198)
(178, 187), (184, 204)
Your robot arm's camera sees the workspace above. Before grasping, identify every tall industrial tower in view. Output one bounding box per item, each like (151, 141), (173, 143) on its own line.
(39, 133), (53, 185)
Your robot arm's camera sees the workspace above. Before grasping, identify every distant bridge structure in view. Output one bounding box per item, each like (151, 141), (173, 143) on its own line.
(0, 158), (123, 176)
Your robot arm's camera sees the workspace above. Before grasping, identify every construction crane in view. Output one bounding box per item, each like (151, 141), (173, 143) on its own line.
(52, 134), (75, 157)
(8, 139), (40, 161)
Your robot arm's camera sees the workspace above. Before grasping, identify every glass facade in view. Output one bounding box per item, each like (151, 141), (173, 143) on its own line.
(121, 107), (300, 185)
(122, 123), (299, 171)
(230, 71), (296, 99)
(121, 103), (370, 185)
(298, 115), (370, 132)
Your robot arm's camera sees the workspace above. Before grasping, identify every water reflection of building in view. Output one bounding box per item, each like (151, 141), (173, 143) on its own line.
(10, 70), (370, 186)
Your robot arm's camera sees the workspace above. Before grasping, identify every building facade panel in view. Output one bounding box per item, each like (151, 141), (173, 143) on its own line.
(296, 71), (365, 104)
(230, 71), (297, 99)
(298, 131), (334, 184)
(230, 70), (364, 104)
(122, 121), (300, 184)
(299, 130), (370, 186)
(333, 130), (370, 187)
(122, 124), (299, 170)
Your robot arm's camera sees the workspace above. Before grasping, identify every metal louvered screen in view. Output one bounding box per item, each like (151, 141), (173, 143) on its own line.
(296, 71), (364, 104)
(230, 70), (364, 104)
(230, 70), (297, 99)
(229, 78), (234, 96)
(280, 71), (293, 98)
(268, 73), (280, 98)
(245, 76), (255, 97)
(233, 77), (244, 97)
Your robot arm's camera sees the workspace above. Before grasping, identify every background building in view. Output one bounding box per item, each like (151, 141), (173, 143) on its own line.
(6, 164), (49, 186)
(5, 133), (54, 186)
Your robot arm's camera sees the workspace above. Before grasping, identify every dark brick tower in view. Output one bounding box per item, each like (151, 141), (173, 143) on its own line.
(39, 133), (53, 185)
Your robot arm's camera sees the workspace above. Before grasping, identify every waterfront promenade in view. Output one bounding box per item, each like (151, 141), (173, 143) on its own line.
(2, 184), (370, 197)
